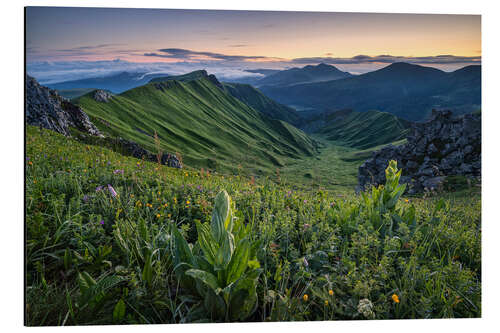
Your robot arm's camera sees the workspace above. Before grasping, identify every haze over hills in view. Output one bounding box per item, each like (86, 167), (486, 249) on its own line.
(259, 62), (481, 121)
(75, 72), (318, 174)
(255, 63), (353, 88)
(46, 71), (170, 94)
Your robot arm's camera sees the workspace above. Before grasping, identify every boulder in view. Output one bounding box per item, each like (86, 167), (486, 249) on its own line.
(358, 110), (481, 193)
(26, 75), (102, 137)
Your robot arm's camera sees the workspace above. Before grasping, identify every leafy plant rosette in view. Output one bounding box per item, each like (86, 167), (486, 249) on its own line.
(172, 190), (262, 321)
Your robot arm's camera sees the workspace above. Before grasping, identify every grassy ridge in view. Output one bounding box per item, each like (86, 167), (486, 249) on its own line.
(75, 77), (317, 175)
(317, 110), (410, 149)
(25, 126), (481, 324)
(221, 82), (302, 125)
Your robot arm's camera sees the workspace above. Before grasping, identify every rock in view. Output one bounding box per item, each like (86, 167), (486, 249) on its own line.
(422, 176), (446, 191)
(358, 110), (481, 193)
(115, 137), (182, 169)
(26, 75), (102, 137)
(93, 89), (113, 102)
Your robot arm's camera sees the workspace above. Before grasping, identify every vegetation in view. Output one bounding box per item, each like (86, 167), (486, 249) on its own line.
(75, 76), (318, 176)
(26, 126), (481, 325)
(316, 110), (409, 149)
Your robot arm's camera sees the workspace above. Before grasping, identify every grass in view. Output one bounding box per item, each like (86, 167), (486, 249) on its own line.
(317, 110), (410, 149)
(75, 76), (317, 176)
(25, 125), (481, 325)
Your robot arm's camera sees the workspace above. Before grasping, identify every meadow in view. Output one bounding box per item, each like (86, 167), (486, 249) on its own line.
(25, 125), (481, 325)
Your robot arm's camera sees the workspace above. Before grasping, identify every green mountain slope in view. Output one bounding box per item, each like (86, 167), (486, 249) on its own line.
(75, 75), (317, 174)
(221, 82), (302, 125)
(150, 71), (302, 125)
(314, 109), (410, 149)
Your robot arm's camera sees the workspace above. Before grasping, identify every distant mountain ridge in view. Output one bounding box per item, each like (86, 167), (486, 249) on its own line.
(255, 63), (352, 87)
(260, 62), (481, 121)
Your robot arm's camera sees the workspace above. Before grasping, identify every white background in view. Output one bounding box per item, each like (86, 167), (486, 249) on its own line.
(1, 0), (498, 332)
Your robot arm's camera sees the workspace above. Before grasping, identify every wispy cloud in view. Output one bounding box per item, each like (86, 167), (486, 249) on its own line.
(291, 54), (481, 65)
(144, 48), (283, 62)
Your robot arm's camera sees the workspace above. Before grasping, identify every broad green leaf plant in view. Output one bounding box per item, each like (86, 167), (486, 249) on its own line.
(172, 190), (262, 322)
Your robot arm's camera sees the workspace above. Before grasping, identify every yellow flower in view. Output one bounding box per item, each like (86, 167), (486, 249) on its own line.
(329, 289), (334, 296)
(324, 300), (329, 306)
(392, 294), (400, 303)
(186, 200), (190, 205)
(156, 213), (161, 218)
(404, 199), (409, 203)
(168, 213), (172, 218)
(303, 294), (308, 301)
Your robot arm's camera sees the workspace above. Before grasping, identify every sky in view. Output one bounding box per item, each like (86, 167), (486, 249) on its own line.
(26, 7), (481, 83)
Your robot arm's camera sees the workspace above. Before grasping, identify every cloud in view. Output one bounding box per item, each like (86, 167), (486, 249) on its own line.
(27, 50), (481, 85)
(26, 58), (265, 84)
(290, 54), (481, 65)
(228, 44), (249, 48)
(144, 48), (282, 62)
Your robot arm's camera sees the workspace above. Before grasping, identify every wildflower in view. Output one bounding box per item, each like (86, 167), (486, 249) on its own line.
(28, 161), (33, 166)
(391, 294), (400, 304)
(303, 257), (309, 267)
(107, 184), (118, 197)
(82, 195), (89, 203)
(303, 199), (307, 204)
(329, 290), (334, 296)
(303, 294), (308, 302)
(303, 223), (311, 230)
(99, 220), (104, 225)
(113, 169), (124, 175)
(185, 173), (188, 177)
(167, 213), (172, 218)
(357, 299), (374, 318)
(330, 202), (335, 207)
(96, 185), (103, 192)
(404, 199), (409, 203)
(186, 200), (190, 205)
(156, 213), (161, 218)
(324, 300), (329, 306)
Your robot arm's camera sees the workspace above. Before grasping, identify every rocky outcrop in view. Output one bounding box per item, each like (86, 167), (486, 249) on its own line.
(115, 137), (182, 168)
(26, 75), (102, 137)
(358, 110), (481, 193)
(92, 89), (113, 102)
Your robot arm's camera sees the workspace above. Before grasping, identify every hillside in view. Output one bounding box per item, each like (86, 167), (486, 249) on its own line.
(75, 74), (318, 174)
(221, 82), (302, 125)
(260, 63), (481, 121)
(25, 124), (481, 324)
(150, 71), (303, 125)
(255, 63), (352, 87)
(312, 109), (410, 149)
